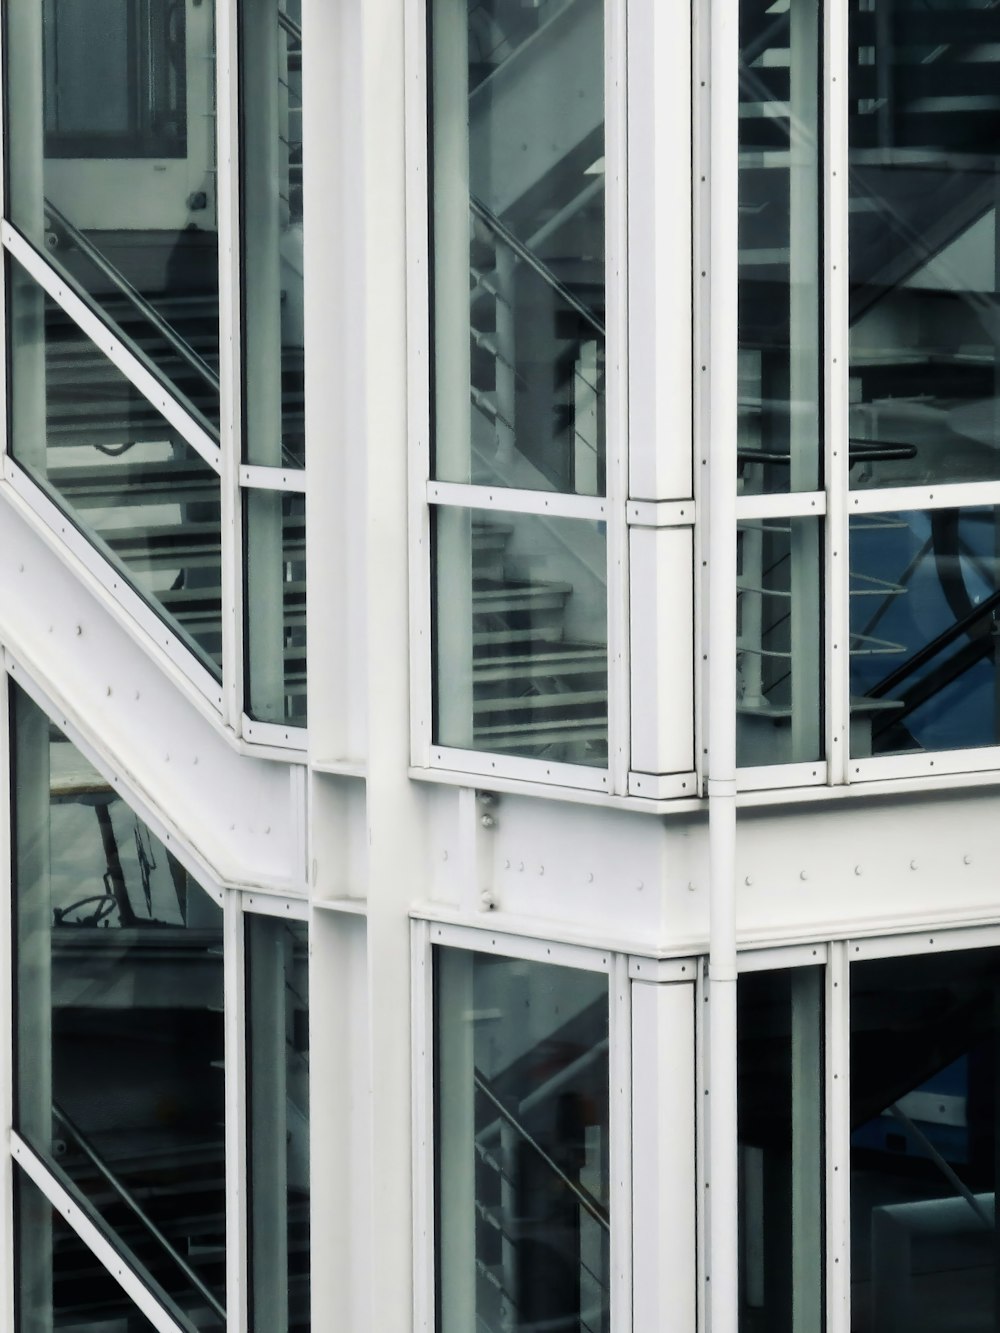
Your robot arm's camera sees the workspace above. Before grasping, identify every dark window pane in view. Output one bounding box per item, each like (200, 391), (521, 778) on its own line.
(851, 948), (1000, 1331)
(244, 489), (307, 728)
(13, 685), (226, 1329)
(434, 948), (610, 1333)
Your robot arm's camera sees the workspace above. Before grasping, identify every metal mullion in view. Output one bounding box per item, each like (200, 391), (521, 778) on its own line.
(825, 0), (851, 786)
(423, 920), (615, 974)
(0, 675), (14, 1333)
(410, 919), (434, 1333)
(405, 0), (433, 771)
(224, 890), (249, 1333)
(241, 714), (309, 752)
(0, 224), (222, 473)
(216, 0), (245, 735)
(852, 743), (1000, 784)
(10, 1135), (188, 1333)
(735, 491), (826, 521)
(427, 479), (608, 522)
(826, 941), (851, 1333)
(609, 953), (633, 1329)
(239, 464), (308, 493)
(605, 0), (631, 797)
(429, 743), (611, 794)
(850, 481), (1000, 514)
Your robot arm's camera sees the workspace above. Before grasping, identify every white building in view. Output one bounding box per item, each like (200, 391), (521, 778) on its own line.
(1, 0), (999, 1330)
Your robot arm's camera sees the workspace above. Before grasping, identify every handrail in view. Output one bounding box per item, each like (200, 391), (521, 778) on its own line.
(52, 1103), (227, 1322)
(867, 585), (1000, 699)
(278, 9), (302, 43)
(473, 1070), (609, 1233)
(42, 198), (220, 396)
(470, 196), (606, 340)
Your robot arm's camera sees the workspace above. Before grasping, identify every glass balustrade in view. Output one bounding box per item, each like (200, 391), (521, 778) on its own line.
(849, 0), (1000, 490)
(4, 0), (221, 428)
(849, 507), (1000, 757)
(13, 686), (227, 1329)
(9, 256), (224, 679)
(430, 0), (605, 496)
(433, 507), (608, 767)
(737, 517), (823, 767)
(244, 489), (307, 727)
(434, 947), (610, 1333)
(242, 0), (305, 467)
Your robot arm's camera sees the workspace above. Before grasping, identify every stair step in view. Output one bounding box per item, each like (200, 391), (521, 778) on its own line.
(473, 688), (608, 716)
(473, 646), (606, 682)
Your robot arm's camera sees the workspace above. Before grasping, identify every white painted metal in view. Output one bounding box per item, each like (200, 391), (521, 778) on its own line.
(0, 679), (14, 1333)
(427, 478), (608, 521)
(737, 761), (828, 792)
(626, 0), (693, 501)
(825, 0), (850, 788)
(3, 463), (226, 710)
(627, 770), (699, 798)
(706, 0), (740, 1317)
(849, 482), (1000, 514)
(735, 491), (827, 521)
(609, 953), (633, 1329)
(627, 499), (697, 527)
(629, 526), (695, 776)
(239, 464), (309, 493)
(850, 923), (1000, 962)
(826, 942), (851, 1333)
(410, 920), (435, 1333)
(242, 892), (309, 920)
(224, 890), (249, 1333)
(414, 758), (701, 811)
(605, 0), (631, 798)
(628, 956), (700, 982)
(631, 980), (698, 1331)
(1, 223), (222, 472)
(10, 1136), (188, 1333)
(851, 745), (1000, 782)
(216, 0), (244, 736)
(737, 942), (829, 974)
(242, 714), (309, 753)
(422, 918), (615, 974)
(429, 743), (611, 792)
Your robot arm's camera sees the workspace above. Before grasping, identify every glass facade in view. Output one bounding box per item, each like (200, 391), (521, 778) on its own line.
(434, 948), (610, 1333)
(245, 489), (307, 727)
(433, 507), (608, 766)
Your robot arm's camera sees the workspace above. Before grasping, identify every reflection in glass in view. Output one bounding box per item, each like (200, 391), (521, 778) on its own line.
(738, 967), (824, 1333)
(13, 686), (226, 1328)
(16, 1168), (163, 1332)
(4, 0), (221, 427)
(241, 0), (305, 466)
(247, 917), (309, 1333)
(9, 257), (223, 679)
(738, 0), (821, 495)
(245, 489), (307, 727)
(737, 517), (823, 767)
(849, 508), (1000, 757)
(435, 948), (610, 1333)
(433, 507), (608, 767)
(851, 948), (1000, 1332)
(849, 0), (1000, 489)
(430, 0), (606, 495)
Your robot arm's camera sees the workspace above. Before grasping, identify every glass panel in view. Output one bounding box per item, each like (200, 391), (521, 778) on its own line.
(737, 517), (823, 767)
(245, 489), (307, 727)
(434, 947), (610, 1333)
(738, 0), (821, 495)
(10, 257), (223, 679)
(433, 507), (608, 767)
(430, 0), (606, 496)
(16, 1168), (163, 1332)
(851, 947), (1000, 1332)
(849, 508), (1000, 757)
(849, 0), (1000, 490)
(13, 686), (226, 1329)
(738, 967), (824, 1333)
(5, 0), (221, 428)
(241, 0), (305, 466)
(247, 917), (310, 1333)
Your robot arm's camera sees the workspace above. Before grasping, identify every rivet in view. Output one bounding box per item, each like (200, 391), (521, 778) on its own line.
(504, 859), (511, 869)
(688, 881), (697, 892)
(799, 870), (808, 881)
(442, 850), (448, 861)
(587, 872), (594, 883)
(518, 862), (524, 872)
(74, 625), (82, 636)
(744, 875), (753, 886)
(964, 854), (972, 866)
(538, 865), (545, 876)
(854, 865), (863, 876)
(910, 859), (918, 871)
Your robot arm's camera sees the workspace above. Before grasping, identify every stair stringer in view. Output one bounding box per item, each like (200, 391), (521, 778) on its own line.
(0, 487), (302, 895)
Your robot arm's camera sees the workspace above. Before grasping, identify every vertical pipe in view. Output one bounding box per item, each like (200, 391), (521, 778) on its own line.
(707, 0), (740, 1322)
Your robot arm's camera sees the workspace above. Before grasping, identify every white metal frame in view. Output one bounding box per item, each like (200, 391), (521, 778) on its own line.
(411, 917), (633, 1331)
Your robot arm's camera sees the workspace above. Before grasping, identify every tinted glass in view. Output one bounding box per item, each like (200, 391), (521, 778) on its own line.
(245, 489), (307, 727)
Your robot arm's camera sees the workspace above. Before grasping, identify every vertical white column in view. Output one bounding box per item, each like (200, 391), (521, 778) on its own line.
(0, 676), (17, 1333)
(223, 890), (248, 1333)
(706, 0), (740, 1322)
